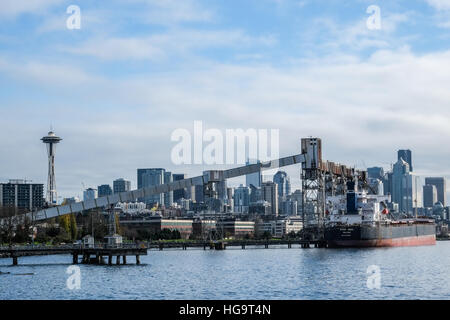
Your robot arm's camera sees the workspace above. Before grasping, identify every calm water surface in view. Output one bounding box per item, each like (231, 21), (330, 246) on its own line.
(1, 241), (450, 300)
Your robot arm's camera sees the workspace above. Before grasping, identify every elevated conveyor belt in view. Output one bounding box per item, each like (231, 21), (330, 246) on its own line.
(1, 154), (306, 224)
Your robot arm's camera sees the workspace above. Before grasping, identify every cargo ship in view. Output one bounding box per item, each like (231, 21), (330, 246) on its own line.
(324, 182), (436, 248)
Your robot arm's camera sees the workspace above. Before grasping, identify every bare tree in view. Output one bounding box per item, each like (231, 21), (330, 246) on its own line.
(0, 206), (29, 246)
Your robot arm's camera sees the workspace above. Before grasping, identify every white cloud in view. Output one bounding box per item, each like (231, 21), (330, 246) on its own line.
(59, 30), (277, 61)
(0, 0), (64, 18)
(426, 0), (450, 10)
(297, 12), (411, 55)
(1, 47), (450, 197)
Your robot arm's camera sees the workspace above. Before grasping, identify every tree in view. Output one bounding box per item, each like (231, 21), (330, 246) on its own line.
(58, 215), (70, 236)
(115, 213), (121, 235)
(0, 205), (29, 245)
(261, 231), (272, 240)
(69, 214), (77, 240)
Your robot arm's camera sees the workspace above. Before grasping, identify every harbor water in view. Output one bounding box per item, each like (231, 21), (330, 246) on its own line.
(1, 241), (449, 300)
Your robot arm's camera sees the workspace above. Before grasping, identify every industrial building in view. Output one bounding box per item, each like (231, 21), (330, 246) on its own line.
(216, 219), (255, 238)
(120, 217), (193, 239)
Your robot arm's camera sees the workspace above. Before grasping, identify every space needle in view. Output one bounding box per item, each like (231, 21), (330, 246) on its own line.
(41, 130), (62, 205)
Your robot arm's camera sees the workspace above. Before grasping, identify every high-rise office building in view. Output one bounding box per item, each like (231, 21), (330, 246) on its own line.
(282, 199), (298, 216)
(194, 185), (204, 203)
(398, 150), (413, 172)
(217, 180), (227, 201)
(0, 180), (45, 210)
(98, 184), (112, 197)
(173, 174), (186, 202)
(113, 178), (131, 194)
(249, 185), (262, 204)
(425, 177), (446, 206)
(83, 188), (97, 201)
(423, 184), (438, 208)
(391, 158), (421, 214)
(262, 181), (278, 216)
(246, 159), (262, 188)
(368, 167), (388, 196)
(273, 171), (291, 198)
(164, 172), (173, 207)
(137, 168), (165, 205)
(234, 185), (250, 213)
(367, 167), (384, 180)
(368, 178), (384, 196)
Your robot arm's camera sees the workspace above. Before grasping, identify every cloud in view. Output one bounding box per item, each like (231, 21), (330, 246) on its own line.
(296, 11), (412, 56)
(426, 0), (450, 10)
(58, 30), (277, 61)
(0, 0), (64, 18)
(0, 57), (102, 87)
(2, 47), (450, 197)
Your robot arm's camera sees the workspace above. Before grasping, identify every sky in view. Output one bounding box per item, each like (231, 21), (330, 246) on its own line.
(1, 0), (450, 201)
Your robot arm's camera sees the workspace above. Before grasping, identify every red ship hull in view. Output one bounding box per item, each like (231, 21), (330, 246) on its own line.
(328, 234), (436, 248)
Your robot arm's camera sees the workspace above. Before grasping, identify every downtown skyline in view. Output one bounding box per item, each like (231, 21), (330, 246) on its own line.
(1, 0), (450, 199)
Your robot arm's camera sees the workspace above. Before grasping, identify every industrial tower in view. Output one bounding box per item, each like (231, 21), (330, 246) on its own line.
(41, 131), (62, 205)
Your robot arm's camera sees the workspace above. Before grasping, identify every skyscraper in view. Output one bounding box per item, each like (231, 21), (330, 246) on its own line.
(83, 188), (97, 201)
(262, 181), (278, 216)
(391, 158), (421, 214)
(137, 168), (165, 205)
(194, 185), (204, 203)
(173, 174), (186, 202)
(113, 178), (131, 194)
(367, 167), (385, 180)
(425, 177), (446, 206)
(273, 171), (291, 198)
(233, 185), (250, 213)
(98, 184), (112, 197)
(398, 150), (413, 172)
(164, 172), (173, 207)
(245, 159), (262, 188)
(423, 184), (438, 208)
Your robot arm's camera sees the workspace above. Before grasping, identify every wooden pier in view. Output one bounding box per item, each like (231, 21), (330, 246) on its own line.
(0, 239), (328, 265)
(147, 239), (328, 251)
(0, 244), (147, 266)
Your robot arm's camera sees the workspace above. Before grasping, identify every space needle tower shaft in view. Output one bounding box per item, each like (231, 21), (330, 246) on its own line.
(41, 131), (62, 205)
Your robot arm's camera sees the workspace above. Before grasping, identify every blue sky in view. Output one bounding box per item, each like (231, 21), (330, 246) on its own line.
(1, 0), (450, 201)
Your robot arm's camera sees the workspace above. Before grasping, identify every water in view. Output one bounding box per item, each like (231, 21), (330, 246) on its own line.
(1, 242), (450, 300)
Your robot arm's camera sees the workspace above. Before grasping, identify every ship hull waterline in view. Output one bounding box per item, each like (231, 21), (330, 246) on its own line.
(327, 234), (436, 248)
(324, 223), (437, 248)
